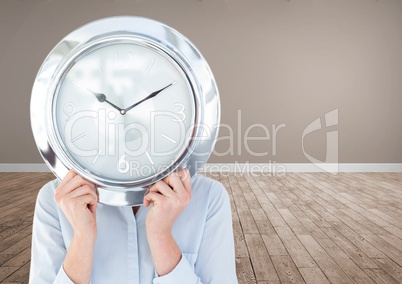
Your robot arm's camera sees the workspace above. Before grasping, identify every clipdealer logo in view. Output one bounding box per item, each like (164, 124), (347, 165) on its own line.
(63, 107), (340, 175)
(302, 109), (339, 173)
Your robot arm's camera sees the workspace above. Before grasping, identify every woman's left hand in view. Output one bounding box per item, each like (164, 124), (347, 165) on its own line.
(143, 169), (192, 276)
(143, 169), (192, 236)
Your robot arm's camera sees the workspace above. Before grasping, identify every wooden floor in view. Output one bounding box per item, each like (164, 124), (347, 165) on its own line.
(0, 172), (402, 283)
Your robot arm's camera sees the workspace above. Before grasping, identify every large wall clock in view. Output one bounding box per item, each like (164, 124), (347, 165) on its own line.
(31, 16), (220, 206)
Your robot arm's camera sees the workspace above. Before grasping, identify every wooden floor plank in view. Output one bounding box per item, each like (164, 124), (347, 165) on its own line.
(2, 261), (30, 283)
(315, 237), (375, 283)
(374, 258), (402, 283)
(0, 266), (19, 282)
(261, 234), (287, 256)
(0, 255), (14, 266)
(244, 234), (279, 281)
(0, 226), (32, 253)
(298, 235), (353, 284)
(364, 268), (400, 284)
(2, 247), (31, 267)
(1, 235), (32, 256)
(321, 227), (379, 269)
(238, 208), (260, 234)
(236, 257), (257, 284)
(299, 268), (331, 284)
(274, 227), (317, 269)
(271, 255), (306, 284)
(277, 209), (310, 236)
(233, 221), (249, 258)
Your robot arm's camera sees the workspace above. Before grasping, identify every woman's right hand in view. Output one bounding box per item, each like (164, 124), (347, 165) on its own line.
(54, 170), (98, 283)
(54, 170), (98, 239)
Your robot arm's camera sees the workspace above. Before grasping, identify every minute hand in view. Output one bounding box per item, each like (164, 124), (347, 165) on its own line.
(124, 82), (176, 113)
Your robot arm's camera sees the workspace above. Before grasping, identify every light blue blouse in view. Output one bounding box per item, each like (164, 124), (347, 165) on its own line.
(29, 174), (238, 284)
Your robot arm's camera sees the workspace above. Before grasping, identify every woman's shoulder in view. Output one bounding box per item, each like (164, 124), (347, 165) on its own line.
(191, 173), (226, 191)
(190, 173), (230, 207)
(36, 178), (60, 204)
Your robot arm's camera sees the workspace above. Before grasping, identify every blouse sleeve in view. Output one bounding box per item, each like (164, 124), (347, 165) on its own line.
(29, 180), (74, 284)
(153, 181), (238, 284)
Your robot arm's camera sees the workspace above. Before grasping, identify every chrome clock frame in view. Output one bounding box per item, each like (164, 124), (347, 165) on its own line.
(31, 16), (220, 206)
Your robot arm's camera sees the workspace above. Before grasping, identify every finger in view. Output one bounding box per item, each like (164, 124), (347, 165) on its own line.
(55, 175), (96, 201)
(68, 185), (98, 201)
(177, 169), (191, 197)
(66, 174), (95, 192)
(143, 191), (165, 207)
(56, 169), (77, 191)
(57, 185), (98, 209)
(86, 194), (98, 211)
(148, 180), (175, 198)
(163, 171), (186, 198)
(71, 194), (98, 210)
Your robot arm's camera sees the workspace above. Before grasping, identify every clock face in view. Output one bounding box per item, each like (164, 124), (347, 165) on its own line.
(53, 42), (195, 183)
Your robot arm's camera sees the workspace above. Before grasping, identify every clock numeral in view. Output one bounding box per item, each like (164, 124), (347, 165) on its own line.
(145, 58), (156, 74)
(63, 102), (74, 120)
(115, 51), (134, 69)
(172, 103), (186, 122)
(117, 154), (129, 173)
(92, 150), (102, 165)
(161, 133), (177, 144)
(145, 151), (154, 165)
(96, 60), (103, 74)
(71, 132), (86, 143)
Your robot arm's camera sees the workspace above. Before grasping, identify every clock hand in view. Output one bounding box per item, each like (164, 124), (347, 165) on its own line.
(124, 81), (176, 113)
(72, 81), (124, 113)
(93, 92), (125, 114)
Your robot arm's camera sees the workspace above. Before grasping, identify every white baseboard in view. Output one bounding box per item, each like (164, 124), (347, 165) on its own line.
(202, 163), (402, 173)
(0, 163), (401, 173)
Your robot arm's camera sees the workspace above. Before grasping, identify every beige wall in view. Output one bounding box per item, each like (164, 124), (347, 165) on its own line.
(0, 0), (401, 164)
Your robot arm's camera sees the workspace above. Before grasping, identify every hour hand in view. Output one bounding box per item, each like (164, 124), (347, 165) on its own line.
(72, 81), (124, 113)
(93, 92), (124, 113)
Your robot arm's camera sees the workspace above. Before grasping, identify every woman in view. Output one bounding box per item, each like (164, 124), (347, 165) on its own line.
(29, 169), (237, 283)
